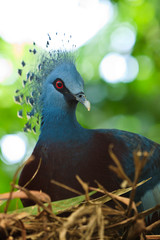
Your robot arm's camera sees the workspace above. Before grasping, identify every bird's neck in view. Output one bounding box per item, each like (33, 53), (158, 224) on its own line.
(39, 107), (84, 142)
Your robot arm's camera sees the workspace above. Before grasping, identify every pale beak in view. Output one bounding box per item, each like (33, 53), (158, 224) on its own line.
(75, 93), (91, 111)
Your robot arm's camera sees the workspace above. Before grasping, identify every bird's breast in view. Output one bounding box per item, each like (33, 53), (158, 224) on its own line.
(19, 130), (127, 204)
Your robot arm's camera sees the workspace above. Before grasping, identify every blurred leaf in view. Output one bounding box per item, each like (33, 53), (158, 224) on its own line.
(8, 191), (96, 215)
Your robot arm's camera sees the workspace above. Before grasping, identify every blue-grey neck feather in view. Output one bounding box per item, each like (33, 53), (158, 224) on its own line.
(39, 107), (83, 142)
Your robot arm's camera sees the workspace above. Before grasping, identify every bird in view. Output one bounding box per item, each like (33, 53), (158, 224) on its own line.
(16, 34), (160, 221)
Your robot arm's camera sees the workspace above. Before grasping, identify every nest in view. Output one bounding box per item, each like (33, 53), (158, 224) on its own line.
(1, 146), (160, 240)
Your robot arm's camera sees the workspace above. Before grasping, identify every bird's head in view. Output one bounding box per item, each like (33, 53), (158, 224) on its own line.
(15, 37), (90, 133)
(41, 61), (90, 114)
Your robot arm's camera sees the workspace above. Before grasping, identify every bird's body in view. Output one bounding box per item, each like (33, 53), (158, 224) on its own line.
(19, 94), (160, 209)
(20, 129), (160, 201)
(17, 44), (160, 222)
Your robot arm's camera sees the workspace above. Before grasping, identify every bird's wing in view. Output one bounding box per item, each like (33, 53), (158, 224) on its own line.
(101, 129), (160, 213)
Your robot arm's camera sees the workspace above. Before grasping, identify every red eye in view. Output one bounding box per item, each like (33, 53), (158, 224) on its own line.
(56, 80), (63, 89)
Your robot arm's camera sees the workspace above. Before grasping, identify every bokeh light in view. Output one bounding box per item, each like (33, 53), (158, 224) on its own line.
(1, 134), (27, 164)
(110, 24), (136, 53)
(99, 53), (139, 83)
(123, 55), (139, 82)
(99, 53), (127, 83)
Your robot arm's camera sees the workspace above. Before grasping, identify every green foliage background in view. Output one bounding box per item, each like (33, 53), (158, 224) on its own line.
(0, 0), (160, 210)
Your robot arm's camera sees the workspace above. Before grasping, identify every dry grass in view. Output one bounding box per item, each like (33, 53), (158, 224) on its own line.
(0, 146), (160, 240)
